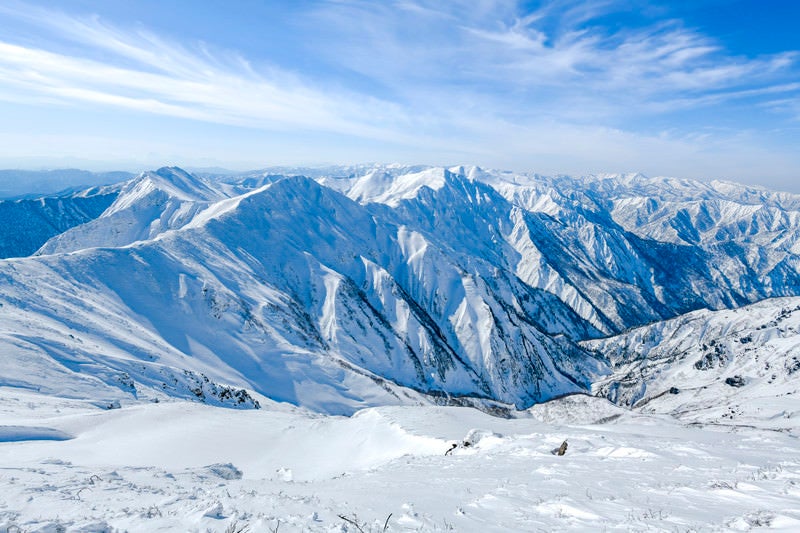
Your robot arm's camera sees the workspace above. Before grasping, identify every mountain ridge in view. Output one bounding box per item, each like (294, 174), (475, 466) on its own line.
(2, 164), (800, 415)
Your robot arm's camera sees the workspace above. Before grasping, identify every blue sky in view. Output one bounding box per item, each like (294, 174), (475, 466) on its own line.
(0, 0), (798, 190)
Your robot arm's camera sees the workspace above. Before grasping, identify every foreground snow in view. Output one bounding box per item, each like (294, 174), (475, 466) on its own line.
(2, 389), (799, 532)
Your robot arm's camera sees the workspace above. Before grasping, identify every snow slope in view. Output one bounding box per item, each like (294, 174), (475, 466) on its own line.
(4, 165), (800, 414)
(0, 186), (118, 258)
(2, 390), (799, 532)
(587, 296), (800, 430)
(37, 167), (225, 255)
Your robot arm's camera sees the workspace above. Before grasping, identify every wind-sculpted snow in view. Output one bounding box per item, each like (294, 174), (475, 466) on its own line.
(3, 392), (800, 531)
(3, 164), (800, 413)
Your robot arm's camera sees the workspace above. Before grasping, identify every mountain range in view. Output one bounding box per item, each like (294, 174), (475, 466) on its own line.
(2, 165), (799, 418)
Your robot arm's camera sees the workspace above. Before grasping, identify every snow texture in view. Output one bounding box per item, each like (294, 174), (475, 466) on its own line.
(1, 390), (799, 532)
(3, 163), (800, 531)
(2, 165), (800, 414)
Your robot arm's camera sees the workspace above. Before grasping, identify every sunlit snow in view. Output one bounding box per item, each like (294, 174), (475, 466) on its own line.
(2, 165), (800, 531)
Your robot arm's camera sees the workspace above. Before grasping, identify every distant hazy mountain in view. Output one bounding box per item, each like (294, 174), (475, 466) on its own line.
(2, 165), (800, 414)
(0, 169), (133, 198)
(0, 185), (119, 258)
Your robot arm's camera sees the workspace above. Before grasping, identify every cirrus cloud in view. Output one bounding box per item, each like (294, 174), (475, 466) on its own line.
(0, 0), (798, 188)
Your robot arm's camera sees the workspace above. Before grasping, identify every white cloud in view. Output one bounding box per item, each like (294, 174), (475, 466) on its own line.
(0, 5), (420, 144)
(294, 0), (799, 131)
(0, 0), (798, 188)
(2, 1), (796, 130)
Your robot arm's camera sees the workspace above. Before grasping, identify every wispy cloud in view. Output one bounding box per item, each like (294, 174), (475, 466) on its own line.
(2, 1), (797, 129)
(302, 0), (798, 122)
(0, 2), (423, 144)
(0, 0), (798, 185)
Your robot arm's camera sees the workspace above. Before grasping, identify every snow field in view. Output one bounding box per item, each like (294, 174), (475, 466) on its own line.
(2, 391), (800, 532)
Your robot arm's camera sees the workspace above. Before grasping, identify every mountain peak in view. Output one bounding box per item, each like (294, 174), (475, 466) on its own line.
(139, 166), (222, 202)
(8, 163), (800, 418)
(346, 167), (450, 206)
(35, 167), (226, 255)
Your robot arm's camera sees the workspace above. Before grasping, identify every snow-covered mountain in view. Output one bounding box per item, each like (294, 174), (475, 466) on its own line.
(477, 169), (800, 326)
(586, 297), (800, 430)
(3, 164), (800, 414)
(1, 173), (607, 413)
(36, 167), (225, 255)
(0, 185), (118, 258)
(0, 169), (133, 198)
(5, 164), (800, 533)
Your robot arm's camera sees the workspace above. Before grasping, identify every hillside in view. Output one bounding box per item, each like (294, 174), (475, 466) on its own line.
(2, 165), (800, 415)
